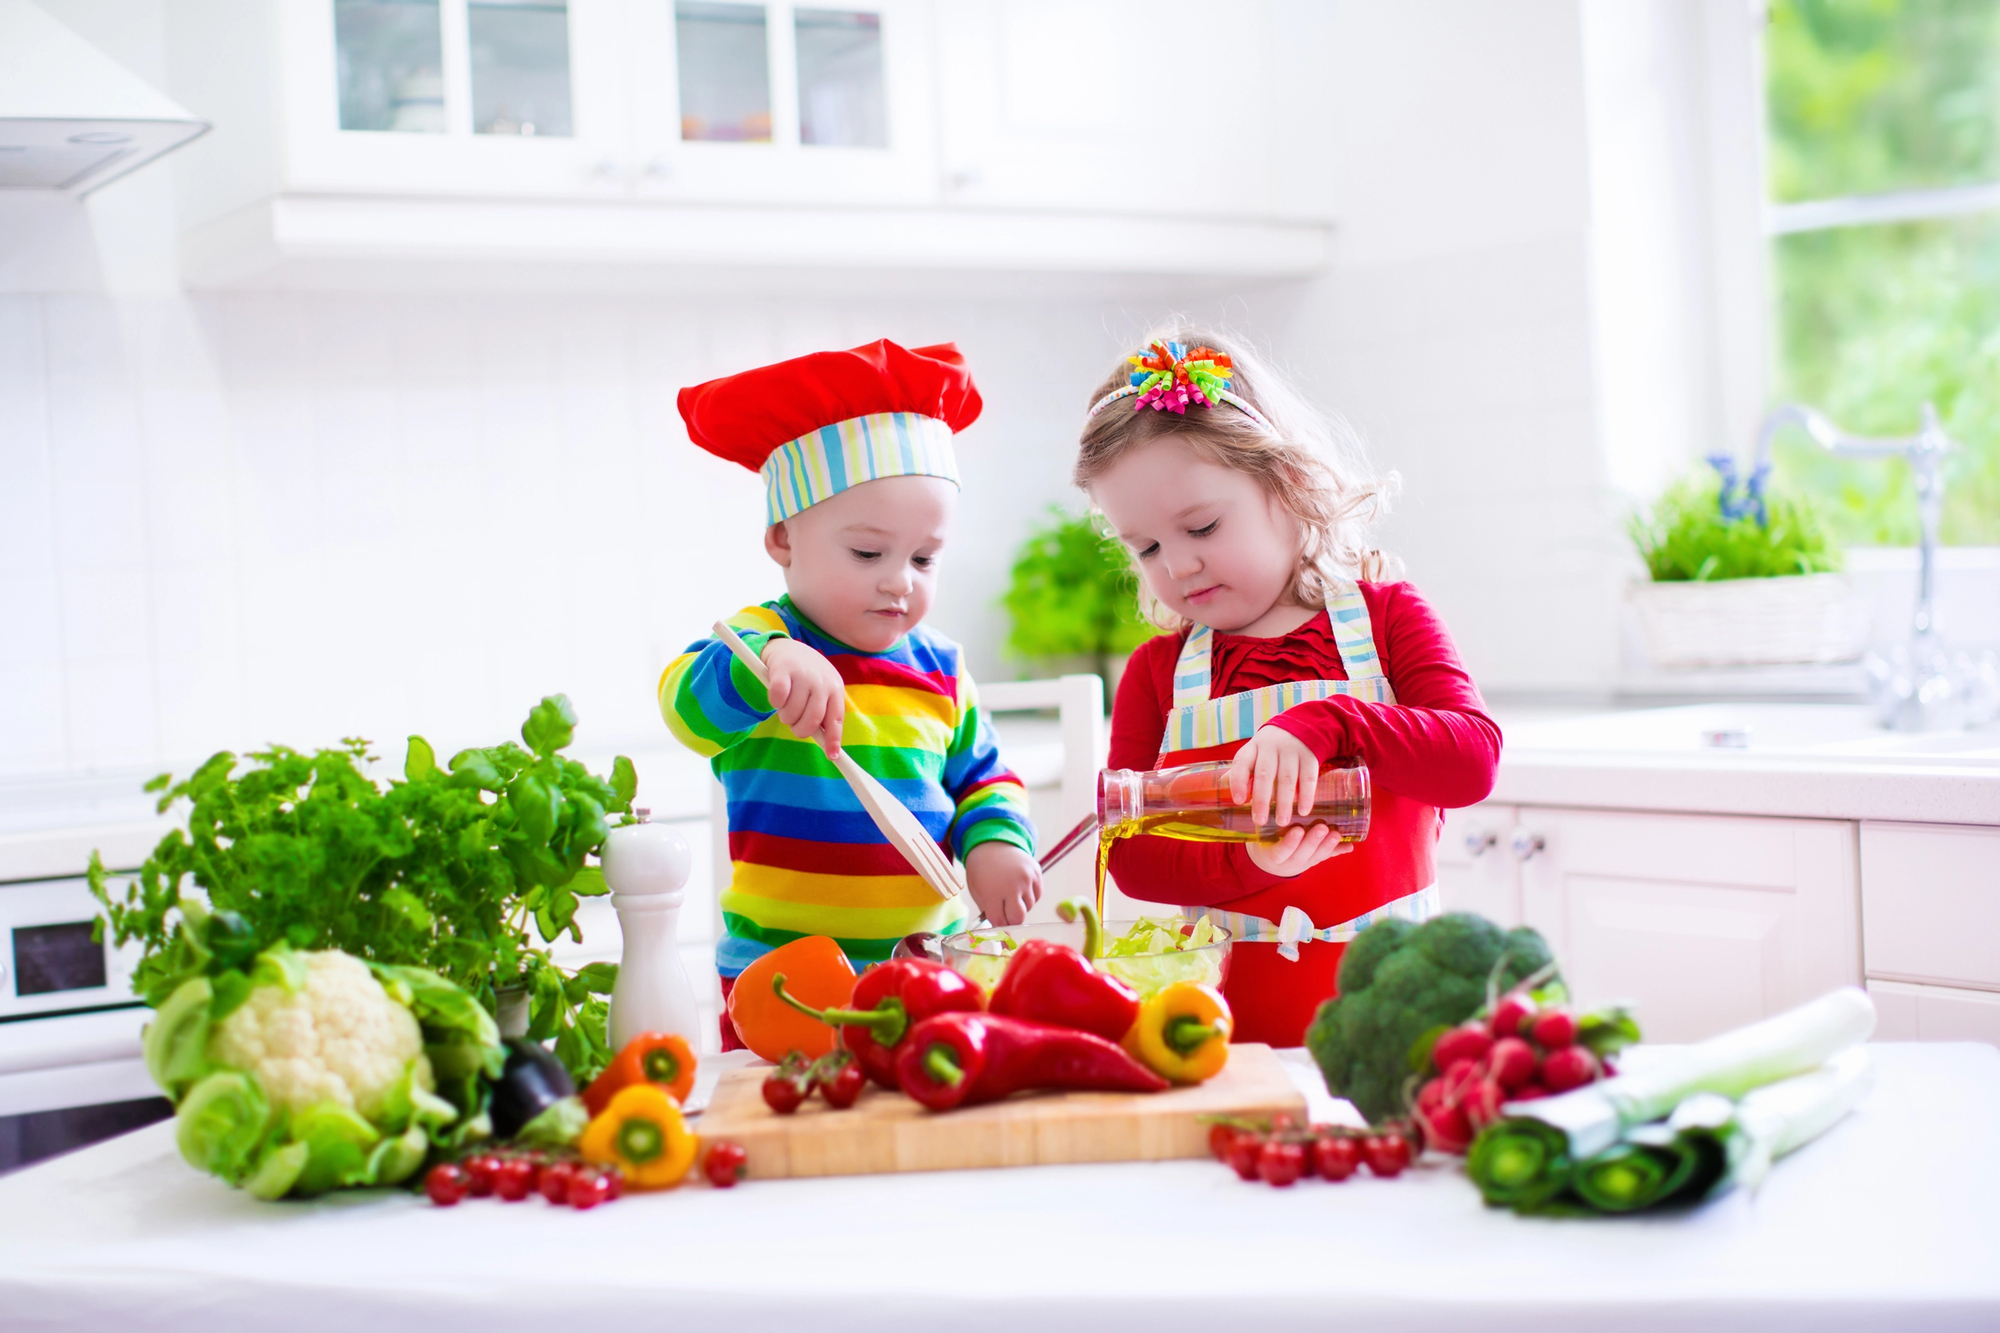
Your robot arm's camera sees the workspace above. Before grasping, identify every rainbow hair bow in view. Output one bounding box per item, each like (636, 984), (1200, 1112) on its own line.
(1128, 341), (1235, 414)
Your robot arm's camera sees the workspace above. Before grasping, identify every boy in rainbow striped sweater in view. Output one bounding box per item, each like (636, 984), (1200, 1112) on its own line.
(661, 341), (1040, 1044)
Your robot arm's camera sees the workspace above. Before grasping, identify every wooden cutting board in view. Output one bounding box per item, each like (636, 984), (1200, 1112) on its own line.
(694, 1042), (1307, 1179)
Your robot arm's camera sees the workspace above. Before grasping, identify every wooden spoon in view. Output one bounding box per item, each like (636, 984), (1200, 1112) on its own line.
(712, 621), (962, 902)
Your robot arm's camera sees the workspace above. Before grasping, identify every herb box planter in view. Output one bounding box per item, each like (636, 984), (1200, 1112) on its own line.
(1630, 572), (1865, 669)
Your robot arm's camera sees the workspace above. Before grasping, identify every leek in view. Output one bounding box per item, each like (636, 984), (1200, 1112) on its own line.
(1469, 986), (1875, 1209)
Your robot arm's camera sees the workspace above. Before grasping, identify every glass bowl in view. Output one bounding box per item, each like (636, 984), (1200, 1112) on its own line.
(939, 917), (1232, 999)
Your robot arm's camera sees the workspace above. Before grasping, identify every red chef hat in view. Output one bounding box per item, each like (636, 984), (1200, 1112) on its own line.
(678, 339), (983, 523)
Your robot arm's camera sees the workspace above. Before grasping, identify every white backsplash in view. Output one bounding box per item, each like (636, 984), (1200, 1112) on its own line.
(0, 289), (1148, 783)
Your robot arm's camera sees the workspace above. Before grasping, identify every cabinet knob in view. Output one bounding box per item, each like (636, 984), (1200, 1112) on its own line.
(591, 158), (627, 183)
(1509, 827), (1546, 862)
(1463, 828), (1498, 858)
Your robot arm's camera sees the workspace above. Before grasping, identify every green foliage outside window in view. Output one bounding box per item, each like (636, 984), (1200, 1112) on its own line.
(1002, 507), (1152, 686)
(1766, 0), (2000, 544)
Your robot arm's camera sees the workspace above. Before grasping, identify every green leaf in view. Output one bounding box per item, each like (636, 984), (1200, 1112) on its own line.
(571, 961), (618, 995)
(448, 748), (506, 792)
(251, 943), (309, 994)
(509, 774), (558, 843)
(569, 866), (609, 898)
(404, 735), (437, 782)
(208, 969), (254, 1022)
(242, 1140), (309, 1201)
(521, 694), (578, 759)
(381, 887), (433, 932)
(145, 976), (215, 1096)
(610, 755), (637, 806)
(175, 1070), (272, 1186)
(143, 772), (172, 794)
(289, 1102), (382, 1197)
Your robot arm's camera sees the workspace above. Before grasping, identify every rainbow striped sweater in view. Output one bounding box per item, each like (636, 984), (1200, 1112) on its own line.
(659, 598), (1034, 978)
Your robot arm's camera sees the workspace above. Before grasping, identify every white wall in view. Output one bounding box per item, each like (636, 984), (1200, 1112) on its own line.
(3, 0), (1633, 793)
(1249, 0), (1620, 694)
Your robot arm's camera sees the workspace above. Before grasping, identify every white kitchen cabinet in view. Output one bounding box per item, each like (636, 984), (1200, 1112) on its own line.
(1436, 804), (1865, 1044)
(932, 0), (1280, 220)
(166, 0), (1331, 285)
(1516, 808), (1862, 1043)
(1868, 979), (2000, 1045)
(1436, 803), (1521, 926)
(1858, 821), (2000, 991)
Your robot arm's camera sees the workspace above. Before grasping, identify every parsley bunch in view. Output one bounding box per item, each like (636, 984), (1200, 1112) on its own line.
(92, 696), (637, 1082)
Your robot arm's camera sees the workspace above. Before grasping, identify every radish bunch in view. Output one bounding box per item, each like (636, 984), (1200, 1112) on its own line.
(1411, 991), (1628, 1155)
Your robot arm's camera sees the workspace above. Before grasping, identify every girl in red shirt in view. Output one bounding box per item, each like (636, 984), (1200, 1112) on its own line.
(1078, 331), (1501, 1047)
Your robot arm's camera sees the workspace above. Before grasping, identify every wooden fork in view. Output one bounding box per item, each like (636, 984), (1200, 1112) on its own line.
(712, 622), (962, 902)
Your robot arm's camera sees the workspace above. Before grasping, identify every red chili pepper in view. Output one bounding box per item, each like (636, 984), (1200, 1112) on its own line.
(893, 1012), (1168, 1112)
(987, 938), (1141, 1043)
(772, 960), (984, 1088)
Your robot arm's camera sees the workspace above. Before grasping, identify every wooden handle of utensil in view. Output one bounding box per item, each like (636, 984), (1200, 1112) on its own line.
(714, 620), (846, 757)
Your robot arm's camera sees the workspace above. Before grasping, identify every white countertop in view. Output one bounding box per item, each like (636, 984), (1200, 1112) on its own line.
(0, 1042), (1993, 1333)
(1494, 703), (2000, 825)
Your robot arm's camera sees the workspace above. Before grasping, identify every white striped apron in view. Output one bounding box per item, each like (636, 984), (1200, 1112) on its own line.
(1163, 577), (1440, 960)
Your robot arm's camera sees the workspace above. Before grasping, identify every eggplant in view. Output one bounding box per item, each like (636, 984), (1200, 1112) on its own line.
(489, 1037), (575, 1140)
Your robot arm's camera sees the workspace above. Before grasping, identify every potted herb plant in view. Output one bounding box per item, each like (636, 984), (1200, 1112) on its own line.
(1627, 457), (1863, 668)
(1002, 506), (1153, 692)
(92, 695), (634, 1084)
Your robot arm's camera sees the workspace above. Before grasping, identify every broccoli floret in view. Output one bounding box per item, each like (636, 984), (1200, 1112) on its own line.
(1306, 912), (1557, 1124)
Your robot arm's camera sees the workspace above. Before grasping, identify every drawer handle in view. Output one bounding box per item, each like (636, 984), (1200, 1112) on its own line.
(1509, 827), (1546, 862)
(1463, 829), (1498, 858)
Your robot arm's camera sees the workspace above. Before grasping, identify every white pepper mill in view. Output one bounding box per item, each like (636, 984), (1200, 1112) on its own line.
(600, 814), (701, 1053)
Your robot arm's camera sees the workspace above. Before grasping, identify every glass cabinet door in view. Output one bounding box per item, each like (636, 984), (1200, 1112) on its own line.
(334, 0), (447, 132)
(636, 0), (931, 205)
(468, 0), (575, 136)
(795, 8), (885, 147)
(676, 2), (772, 142)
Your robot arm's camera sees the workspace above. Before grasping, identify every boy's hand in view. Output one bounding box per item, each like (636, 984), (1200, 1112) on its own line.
(757, 637), (847, 754)
(964, 841), (1041, 927)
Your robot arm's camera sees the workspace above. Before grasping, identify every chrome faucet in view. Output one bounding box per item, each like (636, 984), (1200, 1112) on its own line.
(1755, 403), (1989, 733)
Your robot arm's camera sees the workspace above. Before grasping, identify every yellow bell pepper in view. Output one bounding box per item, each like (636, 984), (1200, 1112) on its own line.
(579, 1083), (699, 1189)
(1124, 982), (1233, 1084)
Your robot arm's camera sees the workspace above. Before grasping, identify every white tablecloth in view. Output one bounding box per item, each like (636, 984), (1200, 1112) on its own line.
(2, 1044), (1996, 1333)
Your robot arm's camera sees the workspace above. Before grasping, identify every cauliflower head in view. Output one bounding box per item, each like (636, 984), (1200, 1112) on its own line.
(208, 949), (432, 1122)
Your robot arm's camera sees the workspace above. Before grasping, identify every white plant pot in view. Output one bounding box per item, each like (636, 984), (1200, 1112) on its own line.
(1630, 572), (1866, 669)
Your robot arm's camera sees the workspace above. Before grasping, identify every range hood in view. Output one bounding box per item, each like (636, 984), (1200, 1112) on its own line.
(0, 0), (208, 193)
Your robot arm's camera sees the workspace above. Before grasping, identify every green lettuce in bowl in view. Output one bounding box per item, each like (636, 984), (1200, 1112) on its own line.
(941, 915), (1231, 999)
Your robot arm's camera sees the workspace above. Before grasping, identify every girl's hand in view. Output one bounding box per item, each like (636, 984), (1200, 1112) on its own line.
(758, 637), (847, 754)
(964, 841), (1042, 927)
(1227, 724), (1324, 826)
(1244, 823), (1353, 878)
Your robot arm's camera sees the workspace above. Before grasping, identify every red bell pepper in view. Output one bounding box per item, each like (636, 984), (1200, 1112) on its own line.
(894, 1012), (1169, 1112)
(987, 935), (1140, 1044)
(772, 959), (985, 1088)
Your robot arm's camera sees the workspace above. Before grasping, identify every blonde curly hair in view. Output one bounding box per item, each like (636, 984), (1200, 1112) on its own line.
(1074, 326), (1397, 630)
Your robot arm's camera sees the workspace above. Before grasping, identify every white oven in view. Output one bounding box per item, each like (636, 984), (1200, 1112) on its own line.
(0, 861), (165, 1171)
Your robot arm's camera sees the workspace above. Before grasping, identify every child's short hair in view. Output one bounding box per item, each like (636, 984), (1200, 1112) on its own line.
(1075, 325), (1397, 629)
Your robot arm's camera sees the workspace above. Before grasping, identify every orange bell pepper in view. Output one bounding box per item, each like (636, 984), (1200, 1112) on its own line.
(727, 935), (856, 1062)
(579, 1083), (699, 1189)
(582, 1031), (698, 1117)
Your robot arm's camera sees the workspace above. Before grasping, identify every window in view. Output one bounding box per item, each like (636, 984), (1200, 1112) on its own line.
(1765, 0), (2000, 544)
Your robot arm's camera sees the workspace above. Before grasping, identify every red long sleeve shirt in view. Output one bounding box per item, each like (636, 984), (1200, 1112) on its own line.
(1105, 580), (1501, 907)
